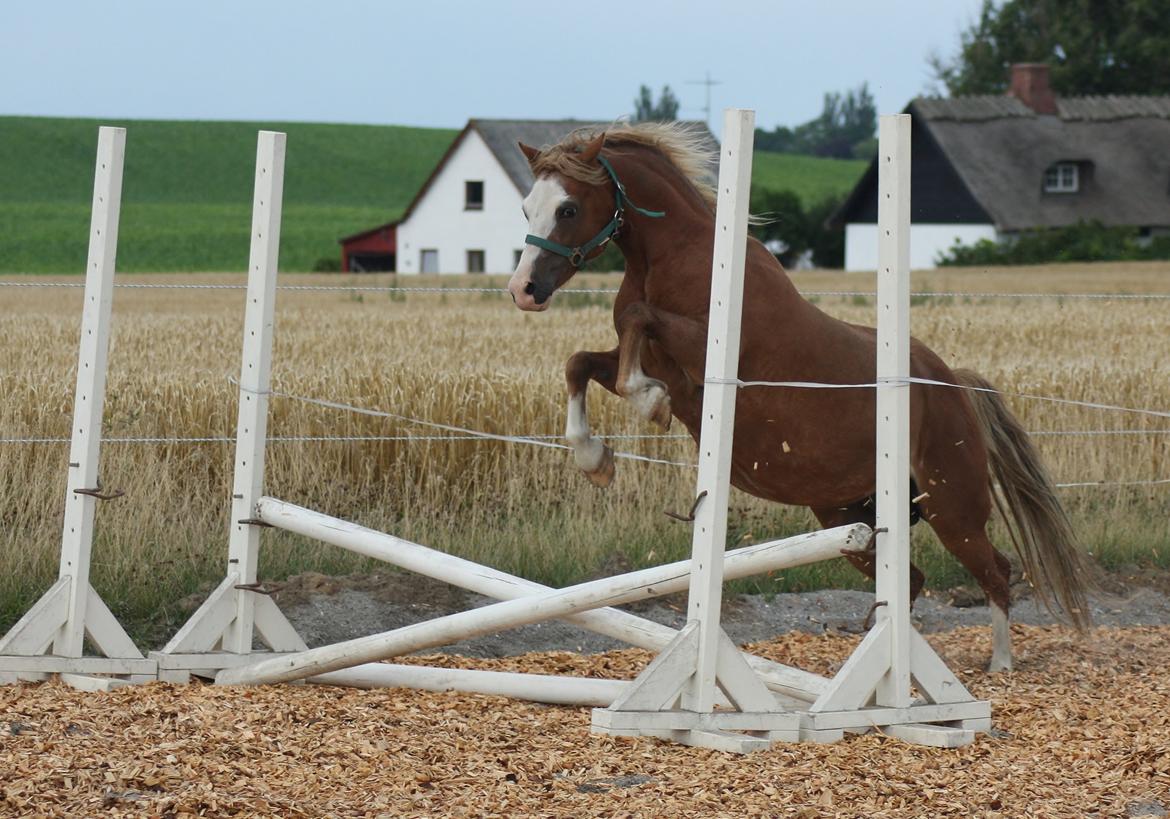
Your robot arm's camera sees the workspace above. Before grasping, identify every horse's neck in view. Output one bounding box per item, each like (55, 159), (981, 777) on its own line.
(610, 149), (806, 318)
(609, 149), (718, 304)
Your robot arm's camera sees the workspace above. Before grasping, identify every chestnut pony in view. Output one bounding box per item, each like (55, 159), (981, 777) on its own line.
(506, 122), (1091, 671)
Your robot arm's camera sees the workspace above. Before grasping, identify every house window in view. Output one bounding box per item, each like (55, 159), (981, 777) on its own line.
(513, 249), (524, 269)
(465, 180), (484, 210)
(420, 249), (439, 273)
(467, 250), (485, 273)
(1043, 162), (1079, 193)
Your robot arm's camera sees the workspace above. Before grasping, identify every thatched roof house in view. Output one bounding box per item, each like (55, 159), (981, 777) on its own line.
(835, 64), (1170, 270)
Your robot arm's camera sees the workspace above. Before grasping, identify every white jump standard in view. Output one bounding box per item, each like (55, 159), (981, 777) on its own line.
(587, 112), (989, 751)
(0, 126), (154, 690)
(150, 131), (308, 682)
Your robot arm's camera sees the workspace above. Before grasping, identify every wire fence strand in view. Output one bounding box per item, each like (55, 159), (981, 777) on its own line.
(707, 375), (1170, 422)
(4, 279), (1170, 301)
(6, 278), (1169, 487)
(4, 427), (1169, 446)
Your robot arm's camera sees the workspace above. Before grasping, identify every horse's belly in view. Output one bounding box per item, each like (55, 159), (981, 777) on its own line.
(728, 442), (875, 507)
(651, 346), (883, 508)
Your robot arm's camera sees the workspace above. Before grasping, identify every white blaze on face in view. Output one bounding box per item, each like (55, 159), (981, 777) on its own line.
(508, 176), (568, 311)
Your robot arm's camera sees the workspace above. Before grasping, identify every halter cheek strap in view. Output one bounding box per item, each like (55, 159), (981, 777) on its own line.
(525, 156), (665, 268)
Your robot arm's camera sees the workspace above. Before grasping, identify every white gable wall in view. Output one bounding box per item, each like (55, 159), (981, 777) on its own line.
(396, 130), (528, 275)
(844, 223), (998, 271)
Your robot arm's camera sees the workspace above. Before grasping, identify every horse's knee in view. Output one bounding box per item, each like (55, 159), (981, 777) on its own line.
(616, 301), (657, 337)
(565, 350), (617, 394)
(565, 351), (592, 389)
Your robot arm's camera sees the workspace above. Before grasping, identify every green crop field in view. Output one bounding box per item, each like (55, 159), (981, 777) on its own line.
(0, 116), (459, 273)
(0, 117), (866, 274)
(751, 151), (867, 206)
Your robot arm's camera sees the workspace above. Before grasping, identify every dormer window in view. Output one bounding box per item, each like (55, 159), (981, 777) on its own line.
(1044, 162), (1079, 193)
(465, 180), (484, 210)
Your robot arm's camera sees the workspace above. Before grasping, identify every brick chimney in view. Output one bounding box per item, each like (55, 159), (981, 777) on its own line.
(1008, 63), (1058, 114)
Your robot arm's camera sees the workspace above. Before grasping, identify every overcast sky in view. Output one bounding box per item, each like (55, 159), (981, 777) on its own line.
(2, 0), (985, 134)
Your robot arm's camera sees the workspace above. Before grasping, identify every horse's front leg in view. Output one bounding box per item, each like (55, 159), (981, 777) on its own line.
(565, 348), (620, 487)
(615, 302), (706, 429)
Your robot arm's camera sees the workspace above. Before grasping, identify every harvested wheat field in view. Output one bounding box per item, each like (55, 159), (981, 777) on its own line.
(2, 625), (1169, 818)
(4, 265), (1170, 641)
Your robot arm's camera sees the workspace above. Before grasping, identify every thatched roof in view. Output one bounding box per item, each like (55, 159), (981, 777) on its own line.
(911, 95), (1170, 231)
(836, 95), (1170, 231)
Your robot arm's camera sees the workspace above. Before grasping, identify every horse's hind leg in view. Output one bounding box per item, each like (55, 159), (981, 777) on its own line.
(916, 475), (1015, 672)
(811, 504), (927, 605)
(929, 516), (1014, 671)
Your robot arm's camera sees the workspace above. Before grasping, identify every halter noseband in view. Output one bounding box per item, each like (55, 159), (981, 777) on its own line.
(524, 156), (665, 268)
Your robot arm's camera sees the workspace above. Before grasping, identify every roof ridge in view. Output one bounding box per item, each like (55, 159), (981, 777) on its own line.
(913, 94), (1170, 121)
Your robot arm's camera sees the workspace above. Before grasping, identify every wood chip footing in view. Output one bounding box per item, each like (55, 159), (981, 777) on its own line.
(2, 626), (1168, 818)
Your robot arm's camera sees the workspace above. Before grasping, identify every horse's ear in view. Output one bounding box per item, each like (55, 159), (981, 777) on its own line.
(518, 141), (541, 163)
(577, 132), (606, 163)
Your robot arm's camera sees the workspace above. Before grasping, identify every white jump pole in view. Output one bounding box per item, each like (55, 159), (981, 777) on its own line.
(682, 108), (756, 714)
(0, 126), (152, 689)
(223, 129), (286, 653)
(590, 109), (790, 754)
(216, 522), (866, 686)
(55, 125), (127, 661)
(874, 113), (913, 707)
(796, 114), (990, 747)
(309, 665), (628, 707)
(154, 132), (307, 676)
(257, 496), (862, 701)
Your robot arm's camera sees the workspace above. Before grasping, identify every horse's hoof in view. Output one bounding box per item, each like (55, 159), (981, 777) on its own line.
(626, 379), (672, 429)
(987, 655), (1013, 673)
(584, 445), (615, 488)
(648, 391), (672, 430)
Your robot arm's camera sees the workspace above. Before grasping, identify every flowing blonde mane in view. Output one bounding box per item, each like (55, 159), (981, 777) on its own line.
(529, 121), (717, 209)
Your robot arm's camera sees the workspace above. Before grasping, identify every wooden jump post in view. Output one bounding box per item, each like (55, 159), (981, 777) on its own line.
(150, 131), (308, 681)
(588, 111), (989, 751)
(0, 127), (155, 691)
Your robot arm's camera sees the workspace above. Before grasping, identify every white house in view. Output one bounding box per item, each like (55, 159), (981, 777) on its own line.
(343, 118), (718, 275)
(344, 120), (609, 275)
(835, 64), (1170, 271)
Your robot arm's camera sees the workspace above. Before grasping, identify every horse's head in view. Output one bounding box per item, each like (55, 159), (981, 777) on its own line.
(507, 132), (617, 311)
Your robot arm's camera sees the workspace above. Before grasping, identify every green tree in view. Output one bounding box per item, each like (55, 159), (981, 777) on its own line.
(749, 189), (809, 267)
(748, 189), (847, 269)
(754, 84), (876, 159)
(930, 0), (1170, 95)
(633, 85), (680, 122)
(802, 84), (877, 158)
(805, 196), (846, 268)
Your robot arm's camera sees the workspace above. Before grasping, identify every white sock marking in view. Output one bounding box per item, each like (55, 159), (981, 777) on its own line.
(565, 393), (606, 472)
(989, 603), (1013, 672)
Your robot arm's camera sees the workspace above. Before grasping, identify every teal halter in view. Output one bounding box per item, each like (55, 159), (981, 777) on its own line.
(525, 156), (665, 268)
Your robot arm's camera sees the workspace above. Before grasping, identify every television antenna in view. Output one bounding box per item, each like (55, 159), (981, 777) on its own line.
(687, 71), (723, 126)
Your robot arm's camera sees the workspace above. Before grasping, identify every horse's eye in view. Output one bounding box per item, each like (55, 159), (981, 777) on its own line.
(557, 206), (577, 220)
